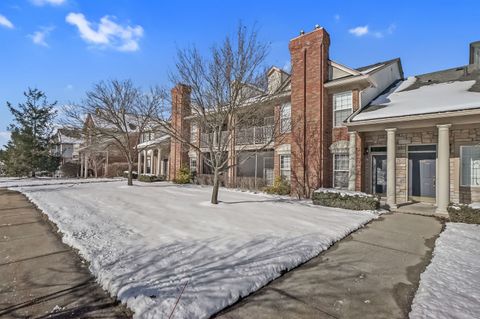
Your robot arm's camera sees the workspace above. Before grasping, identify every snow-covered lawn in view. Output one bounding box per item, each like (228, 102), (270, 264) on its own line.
(5, 179), (379, 318)
(410, 223), (480, 319)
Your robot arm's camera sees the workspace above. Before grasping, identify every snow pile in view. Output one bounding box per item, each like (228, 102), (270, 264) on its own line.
(12, 181), (378, 318)
(314, 188), (376, 198)
(410, 223), (480, 319)
(0, 177), (121, 188)
(354, 78), (480, 121)
(470, 202), (480, 210)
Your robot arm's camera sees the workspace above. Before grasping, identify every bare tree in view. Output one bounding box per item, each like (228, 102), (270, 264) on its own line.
(156, 24), (288, 204)
(63, 79), (161, 186)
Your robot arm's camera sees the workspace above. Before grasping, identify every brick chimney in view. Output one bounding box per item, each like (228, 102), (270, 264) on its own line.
(169, 84), (191, 180)
(289, 26), (331, 197)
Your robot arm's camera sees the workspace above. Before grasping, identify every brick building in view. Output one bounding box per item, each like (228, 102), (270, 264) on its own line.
(139, 26), (480, 213)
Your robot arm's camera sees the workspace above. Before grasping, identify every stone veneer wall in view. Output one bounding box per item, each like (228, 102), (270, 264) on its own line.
(363, 126), (480, 205)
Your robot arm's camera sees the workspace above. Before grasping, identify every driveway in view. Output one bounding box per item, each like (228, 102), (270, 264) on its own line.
(216, 213), (443, 319)
(0, 188), (131, 318)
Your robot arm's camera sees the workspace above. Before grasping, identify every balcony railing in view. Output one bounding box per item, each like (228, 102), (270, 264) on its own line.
(199, 125), (274, 148)
(236, 125), (273, 145)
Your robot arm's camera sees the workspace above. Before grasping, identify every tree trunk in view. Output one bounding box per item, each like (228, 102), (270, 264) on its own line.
(211, 169), (220, 204)
(127, 161), (133, 186)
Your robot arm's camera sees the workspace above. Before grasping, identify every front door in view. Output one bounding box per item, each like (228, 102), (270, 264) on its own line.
(408, 145), (436, 202)
(372, 154), (387, 195)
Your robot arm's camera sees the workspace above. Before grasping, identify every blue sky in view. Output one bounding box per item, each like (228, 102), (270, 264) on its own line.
(0, 0), (479, 148)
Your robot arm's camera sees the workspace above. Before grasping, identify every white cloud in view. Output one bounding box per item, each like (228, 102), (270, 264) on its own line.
(66, 12), (144, 52)
(349, 25), (369, 37)
(0, 14), (14, 29)
(29, 26), (54, 47)
(31, 0), (66, 6)
(349, 24), (396, 38)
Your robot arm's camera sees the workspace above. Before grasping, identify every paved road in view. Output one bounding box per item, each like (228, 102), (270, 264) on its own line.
(0, 188), (131, 319)
(216, 213), (443, 319)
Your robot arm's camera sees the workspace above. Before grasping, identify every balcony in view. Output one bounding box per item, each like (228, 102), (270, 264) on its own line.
(199, 125), (274, 148)
(236, 125), (273, 146)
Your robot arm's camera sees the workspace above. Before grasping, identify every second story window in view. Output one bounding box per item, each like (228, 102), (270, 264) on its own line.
(333, 91), (353, 127)
(280, 103), (291, 133)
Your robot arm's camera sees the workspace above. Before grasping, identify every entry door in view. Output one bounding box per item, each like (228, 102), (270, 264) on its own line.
(419, 160), (436, 197)
(372, 154), (387, 194)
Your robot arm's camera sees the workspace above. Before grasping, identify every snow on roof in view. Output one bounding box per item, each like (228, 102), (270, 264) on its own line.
(137, 135), (170, 149)
(353, 77), (480, 121)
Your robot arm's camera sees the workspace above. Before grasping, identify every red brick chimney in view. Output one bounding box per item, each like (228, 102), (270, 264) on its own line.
(289, 26), (331, 197)
(169, 84), (191, 180)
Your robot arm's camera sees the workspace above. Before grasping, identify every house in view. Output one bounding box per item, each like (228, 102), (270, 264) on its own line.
(51, 128), (83, 164)
(346, 41), (480, 213)
(139, 26), (480, 214)
(51, 128), (83, 177)
(78, 113), (142, 178)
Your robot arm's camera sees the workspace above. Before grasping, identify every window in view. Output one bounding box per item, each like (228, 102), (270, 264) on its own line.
(333, 91), (353, 127)
(190, 157), (197, 173)
(461, 146), (480, 186)
(280, 103), (291, 133)
(142, 132), (153, 143)
(280, 154), (291, 181)
(333, 154), (349, 188)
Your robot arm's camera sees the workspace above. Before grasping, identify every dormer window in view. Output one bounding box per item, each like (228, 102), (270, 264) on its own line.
(333, 91), (353, 127)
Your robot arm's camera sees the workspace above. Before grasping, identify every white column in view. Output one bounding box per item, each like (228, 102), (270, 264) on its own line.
(137, 151), (141, 174)
(157, 148), (162, 176)
(80, 153), (84, 178)
(84, 153), (89, 178)
(386, 128), (397, 209)
(143, 150), (147, 175)
(348, 131), (357, 191)
(436, 124), (451, 214)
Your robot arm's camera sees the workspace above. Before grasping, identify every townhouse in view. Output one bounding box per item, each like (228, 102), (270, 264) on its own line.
(138, 27), (480, 214)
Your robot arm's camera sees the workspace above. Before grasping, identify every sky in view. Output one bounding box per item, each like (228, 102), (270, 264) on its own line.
(0, 0), (479, 148)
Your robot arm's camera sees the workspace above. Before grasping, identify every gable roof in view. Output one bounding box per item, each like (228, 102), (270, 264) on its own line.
(351, 65), (480, 122)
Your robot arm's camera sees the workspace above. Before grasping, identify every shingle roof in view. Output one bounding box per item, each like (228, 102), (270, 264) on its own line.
(351, 65), (480, 121)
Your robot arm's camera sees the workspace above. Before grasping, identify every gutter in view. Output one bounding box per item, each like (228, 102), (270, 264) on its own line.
(346, 108), (480, 127)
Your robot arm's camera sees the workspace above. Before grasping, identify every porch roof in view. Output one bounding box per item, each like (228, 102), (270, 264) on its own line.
(137, 135), (170, 149)
(348, 65), (480, 125)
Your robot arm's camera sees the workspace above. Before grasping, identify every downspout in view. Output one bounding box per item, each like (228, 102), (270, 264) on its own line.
(320, 43), (324, 188)
(303, 48), (307, 196)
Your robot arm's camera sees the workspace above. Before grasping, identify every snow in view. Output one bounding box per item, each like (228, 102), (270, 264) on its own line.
(410, 223), (480, 319)
(0, 177), (121, 188)
(314, 188), (377, 198)
(137, 135), (170, 149)
(354, 78), (480, 121)
(5, 179), (380, 319)
(470, 202), (480, 210)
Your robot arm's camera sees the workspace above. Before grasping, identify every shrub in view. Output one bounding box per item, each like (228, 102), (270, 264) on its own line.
(138, 174), (164, 182)
(123, 170), (138, 179)
(109, 163), (130, 178)
(447, 203), (480, 224)
(312, 188), (380, 210)
(173, 166), (191, 184)
(263, 177), (291, 195)
(60, 162), (80, 177)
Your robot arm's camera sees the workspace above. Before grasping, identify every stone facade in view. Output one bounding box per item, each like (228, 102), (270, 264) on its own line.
(363, 126), (480, 205)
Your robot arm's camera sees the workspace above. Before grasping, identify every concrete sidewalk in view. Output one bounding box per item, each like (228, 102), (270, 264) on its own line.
(217, 213), (443, 319)
(0, 188), (131, 318)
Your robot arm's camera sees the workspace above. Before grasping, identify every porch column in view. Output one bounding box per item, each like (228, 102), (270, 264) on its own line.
(348, 131), (357, 191)
(157, 148), (162, 176)
(84, 153), (89, 178)
(386, 128), (397, 209)
(137, 151), (141, 174)
(80, 153), (84, 178)
(436, 124), (451, 214)
(143, 150), (147, 174)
